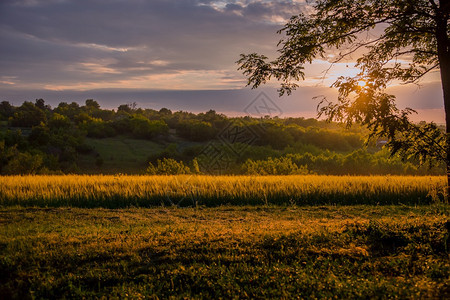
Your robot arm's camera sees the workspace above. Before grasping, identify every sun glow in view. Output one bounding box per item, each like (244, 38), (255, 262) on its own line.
(357, 80), (367, 87)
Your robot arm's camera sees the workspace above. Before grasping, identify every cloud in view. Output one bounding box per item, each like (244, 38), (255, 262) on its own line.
(0, 0), (443, 118)
(0, 0), (310, 91)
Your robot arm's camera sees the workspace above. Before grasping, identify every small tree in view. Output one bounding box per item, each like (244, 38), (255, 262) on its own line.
(238, 0), (449, 198)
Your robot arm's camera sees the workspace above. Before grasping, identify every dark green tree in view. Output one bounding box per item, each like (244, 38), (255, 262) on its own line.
(35, 98), (51, 111)
(0, 101), (15, 120)
(117, 103), (137, 114)
(10, 101), (47, 127)
(29, 123), (50, 146)
(238, 0), (450, 197)
(176, 119), (217, 142)
(159, 107), (172, 116)
(85, 99), (100, 110)
(130, 115), (168, 139)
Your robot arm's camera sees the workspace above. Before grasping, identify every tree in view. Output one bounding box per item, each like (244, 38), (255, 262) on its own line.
(238, 0), (450, 198)
(159, 107), (172, 115)
(176, 119), (217, 142)
(35, 98), (50, 111)
(0, 101), (15, 120)
(10, 101), (47, 127)
(117, 102), (137, 114)
(29, 123), (50, 146)
(85, 99), (100, 110)
(130, 115), (169, 139)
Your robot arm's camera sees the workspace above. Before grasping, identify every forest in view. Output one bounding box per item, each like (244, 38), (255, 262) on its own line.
(0, 98), (445, 176)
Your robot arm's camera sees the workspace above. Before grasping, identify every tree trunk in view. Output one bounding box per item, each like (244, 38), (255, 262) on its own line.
(436, 1), (450, 202)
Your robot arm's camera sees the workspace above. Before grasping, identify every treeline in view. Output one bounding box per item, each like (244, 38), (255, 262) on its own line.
(0, 99), (445, 175)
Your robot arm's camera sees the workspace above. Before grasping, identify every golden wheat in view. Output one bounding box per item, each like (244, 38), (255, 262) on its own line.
(0, 175), (445, 207)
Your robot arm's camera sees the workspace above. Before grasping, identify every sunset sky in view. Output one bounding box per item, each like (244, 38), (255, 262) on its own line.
(0, 0), (445, 122)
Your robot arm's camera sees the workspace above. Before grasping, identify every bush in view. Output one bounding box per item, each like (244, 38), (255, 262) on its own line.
(3, 152), (43, 175)
(242, 157), (309, 175)
(146, 158), (191, 175)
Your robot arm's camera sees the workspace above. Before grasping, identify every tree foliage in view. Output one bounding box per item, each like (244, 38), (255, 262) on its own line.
(10, 101), (47, 127)
(0, 98), (446, 175)
(237, 0), (450, 172)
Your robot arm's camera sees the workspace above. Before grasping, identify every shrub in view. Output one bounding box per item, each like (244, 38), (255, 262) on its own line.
(3, 152), (43, 175)
(146, 158), (191, 175)
(242, 157), (309, 175)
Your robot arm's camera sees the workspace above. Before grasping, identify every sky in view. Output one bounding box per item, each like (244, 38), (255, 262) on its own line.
(0, 0), (445, 122)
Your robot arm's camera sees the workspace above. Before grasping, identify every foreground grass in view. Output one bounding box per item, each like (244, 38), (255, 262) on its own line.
(0, 175), (445, 207)
(0, 205), (449, 298)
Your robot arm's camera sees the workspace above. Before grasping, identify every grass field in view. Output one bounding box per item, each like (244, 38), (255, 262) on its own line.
(0, 205), (448, 298)
(78, 137), (166, 174)
(1, 175), (448, 298)
(78, 136), (204, 174)
(0, 175), (446, 207)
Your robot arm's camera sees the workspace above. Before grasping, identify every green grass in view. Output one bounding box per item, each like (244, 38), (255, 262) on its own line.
(79, 136), (166, 173)
(0, 205), (449, 298)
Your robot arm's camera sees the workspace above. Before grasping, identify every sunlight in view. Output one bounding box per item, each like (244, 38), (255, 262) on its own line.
(357, 80), (367, 88)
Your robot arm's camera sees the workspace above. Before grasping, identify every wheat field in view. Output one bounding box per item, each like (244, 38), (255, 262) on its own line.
(0, 175), (445, 207)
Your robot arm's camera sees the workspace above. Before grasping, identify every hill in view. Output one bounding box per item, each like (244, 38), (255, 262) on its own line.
(0, 99), (445, 175)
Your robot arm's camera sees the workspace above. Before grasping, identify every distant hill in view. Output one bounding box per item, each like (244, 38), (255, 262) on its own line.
(0, 99), (445, 175)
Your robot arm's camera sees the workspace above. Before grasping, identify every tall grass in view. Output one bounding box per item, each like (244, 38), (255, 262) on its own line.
(0, 175), (445, 207)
